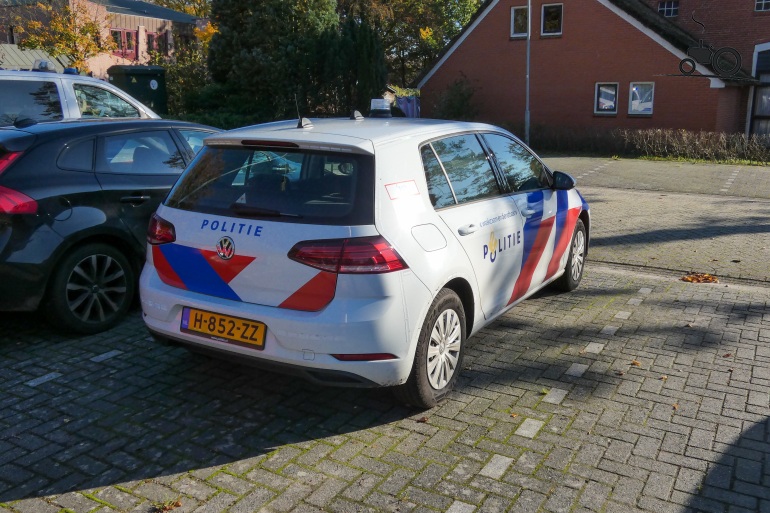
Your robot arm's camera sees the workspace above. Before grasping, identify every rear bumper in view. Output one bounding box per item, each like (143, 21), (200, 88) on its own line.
(139, 266), (433, 388)
(0, 263), (47, 310)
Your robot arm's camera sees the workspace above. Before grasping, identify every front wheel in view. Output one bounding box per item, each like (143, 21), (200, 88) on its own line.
(394, 289), (466, 409)
(551, 218), (586, 292)
(45, 243), (135, 334)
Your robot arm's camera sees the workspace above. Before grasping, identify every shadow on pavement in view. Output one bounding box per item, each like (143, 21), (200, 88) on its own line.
(685, 417), (770, 513)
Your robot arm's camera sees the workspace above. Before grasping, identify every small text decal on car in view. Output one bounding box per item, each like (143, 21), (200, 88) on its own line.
(201, 219), (263, 237)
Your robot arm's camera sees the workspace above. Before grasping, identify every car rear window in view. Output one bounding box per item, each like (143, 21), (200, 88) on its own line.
(0, 80), (63, 126)
(165, 146), (375, 225)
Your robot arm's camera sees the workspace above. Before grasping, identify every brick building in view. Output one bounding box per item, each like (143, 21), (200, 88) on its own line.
(0, 0), (200, 78)
(417, 0), (769, 136)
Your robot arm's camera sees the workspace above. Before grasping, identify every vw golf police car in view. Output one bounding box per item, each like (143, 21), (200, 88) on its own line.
(139, 115), (590, 408)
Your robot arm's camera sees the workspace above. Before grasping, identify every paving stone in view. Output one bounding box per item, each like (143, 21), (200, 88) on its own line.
(565, 363), (589, 378)
(514, 419), (545, 439)
(583, 343), (604, 354)
(479, 455), (514, 480)
(542, 388), (569, 405)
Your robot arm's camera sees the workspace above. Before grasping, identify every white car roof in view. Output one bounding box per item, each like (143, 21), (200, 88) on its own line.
(204, 117), (510, 153)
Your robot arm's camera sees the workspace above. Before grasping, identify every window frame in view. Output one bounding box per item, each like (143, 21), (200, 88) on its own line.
(111, 29), (138, 59)
(594, 82), (619, 115)
(756, 0), (770, 11)
(541, 4), (563, 36)
(628, 82), (655, 116)
(481, 132), (552, 194)
(510, 6), (528, 38)
(657, 1), (679, 17)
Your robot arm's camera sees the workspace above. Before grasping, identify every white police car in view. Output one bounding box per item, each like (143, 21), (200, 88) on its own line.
(139, 115), (590, 408)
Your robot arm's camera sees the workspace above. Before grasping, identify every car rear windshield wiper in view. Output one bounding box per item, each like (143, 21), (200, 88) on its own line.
(229, 203), (303, 218)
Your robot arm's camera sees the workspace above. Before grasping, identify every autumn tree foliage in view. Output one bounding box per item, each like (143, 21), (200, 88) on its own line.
(12, 0), (115, 72)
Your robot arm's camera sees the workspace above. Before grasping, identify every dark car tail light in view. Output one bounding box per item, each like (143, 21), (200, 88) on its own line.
(0, 151), (23, 176)
(288, 236), (408, 274)
(0, 186), (37, 214)
(147, 213), (176, 245)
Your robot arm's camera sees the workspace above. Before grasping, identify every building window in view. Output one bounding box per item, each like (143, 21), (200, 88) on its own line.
(595, 83), (618, 114)
(111, 29), (138, 59)
(756, 0), (770, 11)
(147, 32), (168, 54)
(511, 6), (528, 38)
(658, 1), (679, 17)
(629, 82), (654, 115)
(542, 4), (563, 36)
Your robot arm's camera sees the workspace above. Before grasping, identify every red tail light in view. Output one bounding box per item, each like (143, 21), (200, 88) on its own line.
(0, 186), (37, 214)
(0, 151), (22, 176)
(288, 236), (408, 274)
(147, 213), (176, 245)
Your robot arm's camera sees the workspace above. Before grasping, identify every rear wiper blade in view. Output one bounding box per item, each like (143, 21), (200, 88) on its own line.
(229, 203), (302, 218)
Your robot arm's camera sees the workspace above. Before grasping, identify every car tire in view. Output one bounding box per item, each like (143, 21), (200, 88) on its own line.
(552, 218), (587, 292)
(394, 288), (466, 409)
(45, 243), (135, 334)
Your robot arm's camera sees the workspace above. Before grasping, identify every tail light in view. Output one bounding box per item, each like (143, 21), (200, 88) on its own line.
(147, 213), (176, 244)
(0, 186), (37, 214)
(0, 151), (22, 176)
(288, 236), (407, 274)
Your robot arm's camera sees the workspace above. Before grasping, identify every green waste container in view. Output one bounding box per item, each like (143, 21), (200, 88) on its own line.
(107, 65), (167, 115)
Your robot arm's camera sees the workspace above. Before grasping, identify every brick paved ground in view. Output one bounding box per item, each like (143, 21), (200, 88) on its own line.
(1, 158), (769, 513)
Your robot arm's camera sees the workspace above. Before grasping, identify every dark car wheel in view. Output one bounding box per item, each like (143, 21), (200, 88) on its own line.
(394, 288), (466, 409)
(552, 218), (586, 292)
(46, 243), (135, 334)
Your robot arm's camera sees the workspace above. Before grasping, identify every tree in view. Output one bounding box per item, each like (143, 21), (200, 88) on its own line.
(208, 0), (341, 120)
(147, 0), (211, 17)
(12, 0), (116, 73)
(337, 0), (481, 86)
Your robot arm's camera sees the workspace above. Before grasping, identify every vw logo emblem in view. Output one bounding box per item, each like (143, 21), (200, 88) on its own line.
(216, 237), (235, 260)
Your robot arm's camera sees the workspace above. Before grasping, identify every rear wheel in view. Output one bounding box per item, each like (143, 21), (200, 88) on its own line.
(394, 289), (466, 409)
(46, 243), (135, 334)
(552, 219), (586, 292)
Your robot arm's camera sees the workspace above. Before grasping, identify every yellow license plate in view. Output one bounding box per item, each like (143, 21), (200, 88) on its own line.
(181, 307), (266, 349)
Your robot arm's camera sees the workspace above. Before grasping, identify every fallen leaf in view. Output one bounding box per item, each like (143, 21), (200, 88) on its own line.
(728, 368), (734, 372)
(672, 403), (679, 410)
(631, 360), (641, 367)
(615, 371), (625, 376)
(681, 273), (719, 283)
(510, 413), (518, 418)
(660, 375), (668, 381)
(723, 353), (732, 358)
(685, 323), (694, 328)
(711, 259), (719, 262)
(731, 259), (741, 263)
(416, 417), (429, 423)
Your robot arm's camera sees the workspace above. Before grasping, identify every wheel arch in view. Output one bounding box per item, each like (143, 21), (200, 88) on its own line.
(443, 277), (475, 335)
(579, 210), (590, 256)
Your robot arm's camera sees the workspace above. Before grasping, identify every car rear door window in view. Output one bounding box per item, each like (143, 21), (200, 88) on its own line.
(177, 129), (211, 154)
(57, 139), (95, 171)
(427, 134), (501, 204)
(98, 131), (185, 174)
(0, 80), (63, 126)
(73, 84), (139, 118)
(483, 133), (550, 192)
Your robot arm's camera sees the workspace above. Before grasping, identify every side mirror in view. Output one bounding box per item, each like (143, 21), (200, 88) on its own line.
(553, 170), (576, 190)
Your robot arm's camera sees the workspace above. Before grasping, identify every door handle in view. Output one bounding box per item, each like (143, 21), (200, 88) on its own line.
(120, 195), (151, 204)
(521, 208), (536, 218)
(458, 224), (478, 236)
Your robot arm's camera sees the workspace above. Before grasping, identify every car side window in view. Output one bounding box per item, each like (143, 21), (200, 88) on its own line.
(98, 131), (185, 174)
(0, 80), (63, 126)
(73, 83), (139, 118)
(420, 144), (456, 208)
(483, 133), (550, 192)
(178, 129), (212, 154)
(429, 134), (500, 204)
(57, 139), (95, 171)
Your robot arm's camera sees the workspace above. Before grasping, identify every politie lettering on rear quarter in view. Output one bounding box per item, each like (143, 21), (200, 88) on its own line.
(201, 219), (263, 236)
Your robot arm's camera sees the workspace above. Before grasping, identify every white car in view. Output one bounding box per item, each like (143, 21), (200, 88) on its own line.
(0, 69), (159, 127)
(139, 116), (590, 408)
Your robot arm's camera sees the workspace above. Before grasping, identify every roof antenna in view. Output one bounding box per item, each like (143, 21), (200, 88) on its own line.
(295, 94), (313, 129)
(350, 110), (364, 120)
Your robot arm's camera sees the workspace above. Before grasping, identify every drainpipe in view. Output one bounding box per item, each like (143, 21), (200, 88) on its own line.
(525, 0), (531, 145)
